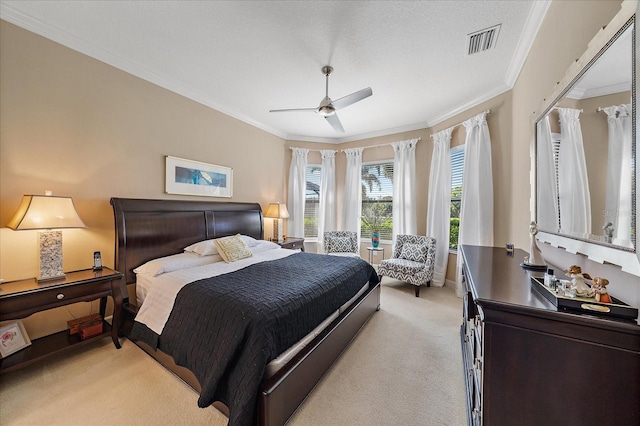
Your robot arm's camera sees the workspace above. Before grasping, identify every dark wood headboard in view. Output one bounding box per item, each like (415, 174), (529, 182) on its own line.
(111, 198), (263, 286)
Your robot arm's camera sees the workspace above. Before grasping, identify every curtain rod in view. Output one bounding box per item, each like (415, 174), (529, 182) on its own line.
(431, 109), (492, 137)
(339, 137), (421, 152)
(290, 136), (423, 153)
(597, 106), (630, 117)
(288, 147), (337, 152)
(289, 138), (422, 153)
(552, 107), (583, 112)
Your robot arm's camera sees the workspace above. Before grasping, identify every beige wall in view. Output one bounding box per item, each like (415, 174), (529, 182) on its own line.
(0, 21), (287, 338)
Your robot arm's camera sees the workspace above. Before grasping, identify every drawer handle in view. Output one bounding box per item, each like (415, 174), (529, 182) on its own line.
(57, 293), (65, 300)
(581, 303), (610, 313)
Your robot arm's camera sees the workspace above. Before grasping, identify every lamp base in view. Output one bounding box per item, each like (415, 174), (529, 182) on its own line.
(272, 218), (284, 243)
(37, 230), (65, 282)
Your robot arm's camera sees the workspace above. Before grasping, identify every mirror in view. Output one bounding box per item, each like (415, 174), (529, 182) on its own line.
(535, 16), (637, 263)
(533, 8), (639, 276)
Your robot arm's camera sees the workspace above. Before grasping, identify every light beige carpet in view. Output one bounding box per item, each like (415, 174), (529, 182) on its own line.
(0, 278), (466, 426)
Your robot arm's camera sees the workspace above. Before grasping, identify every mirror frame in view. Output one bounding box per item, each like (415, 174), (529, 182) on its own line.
(531, 0), (640, 276)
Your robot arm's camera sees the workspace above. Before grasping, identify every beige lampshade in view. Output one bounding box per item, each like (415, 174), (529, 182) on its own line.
(265, 203), (290, 219)
(7, 195), (87, 230)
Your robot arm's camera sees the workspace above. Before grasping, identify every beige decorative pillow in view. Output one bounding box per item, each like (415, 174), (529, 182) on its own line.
(213, 234), (253, 263)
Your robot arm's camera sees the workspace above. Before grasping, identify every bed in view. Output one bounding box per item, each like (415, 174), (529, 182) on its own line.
(110, 197), (381, 426)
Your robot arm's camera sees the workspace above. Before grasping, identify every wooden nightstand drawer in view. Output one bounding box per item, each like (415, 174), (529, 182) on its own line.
(0, 280), (112, 319)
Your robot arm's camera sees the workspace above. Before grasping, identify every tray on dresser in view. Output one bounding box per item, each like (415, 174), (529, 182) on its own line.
(531, 277), (638, 321)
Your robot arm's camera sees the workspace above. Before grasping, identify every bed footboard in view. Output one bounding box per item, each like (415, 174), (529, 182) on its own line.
(259, 281), (381, 426)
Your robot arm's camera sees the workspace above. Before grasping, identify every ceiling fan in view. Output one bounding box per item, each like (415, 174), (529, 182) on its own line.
(269, 66), (373, 133)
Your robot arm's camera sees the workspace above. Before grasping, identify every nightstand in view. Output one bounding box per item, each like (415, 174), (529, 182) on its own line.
(0, 268), (124, 374)
(276, 237), (305, 251)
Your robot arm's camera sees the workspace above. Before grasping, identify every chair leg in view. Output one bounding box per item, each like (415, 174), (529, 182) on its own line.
(427, 280), (431, 287)
(415, 285), (420, 297)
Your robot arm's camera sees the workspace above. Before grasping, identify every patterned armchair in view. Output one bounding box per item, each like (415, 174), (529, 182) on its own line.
(377, 235), (436, 297)
(323, 231), (360, 257)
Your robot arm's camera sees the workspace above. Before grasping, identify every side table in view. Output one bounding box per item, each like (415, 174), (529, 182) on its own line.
(0, 268), (124, 374)
(366, 246), (385, 264)
(275, 237), (305, 251)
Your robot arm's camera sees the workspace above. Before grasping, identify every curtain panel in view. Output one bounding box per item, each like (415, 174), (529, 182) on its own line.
(391, 139), (418, 242)
(287, 147), (309, 239)
(427, 129), (452, 287)
(557, 107), (591, 235)
(342, 148), (364, 246)
(456, 111), (494, 297)
(317, 150), (336, 252)
(604, 104), (632, 242)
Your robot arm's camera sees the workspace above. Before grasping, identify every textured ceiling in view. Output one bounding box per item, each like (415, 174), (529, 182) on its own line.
(1, 1), (550, 143)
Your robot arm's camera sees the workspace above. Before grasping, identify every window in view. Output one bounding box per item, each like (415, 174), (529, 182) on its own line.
(361, 162), (394, 241)
(450, 146), (465, 249)
(304, 165), (321, 238)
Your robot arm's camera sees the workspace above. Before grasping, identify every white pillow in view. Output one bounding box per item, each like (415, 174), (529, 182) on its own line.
(185, 234), (259, 256)
(214, 234), (253, 263)
(134, 252), (222, 276)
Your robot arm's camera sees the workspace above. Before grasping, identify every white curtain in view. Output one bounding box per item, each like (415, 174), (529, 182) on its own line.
(317, 149), (336, 252)
(456, 112), (494, 297)
(287, 147), (308, 239)
(426, 129), (452, 287)
(604, 104), (632, 243)
(391, 139), (418, 241)
(342, 148), (363, 246)
(536, 116), (559, 231)
(557, 107), (591, 236)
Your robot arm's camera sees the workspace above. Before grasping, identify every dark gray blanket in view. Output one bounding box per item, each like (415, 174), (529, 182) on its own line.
(132, 252), (379, 426)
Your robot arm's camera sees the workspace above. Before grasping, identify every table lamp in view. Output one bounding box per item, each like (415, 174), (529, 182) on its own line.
(7, 192), (86, 281)
(265, 202), (289, 243)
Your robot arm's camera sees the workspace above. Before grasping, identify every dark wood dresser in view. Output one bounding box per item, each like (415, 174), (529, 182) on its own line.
(460, 245), (640, 426)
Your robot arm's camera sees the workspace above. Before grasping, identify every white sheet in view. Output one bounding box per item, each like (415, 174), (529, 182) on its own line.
(135, 241), (296, 335)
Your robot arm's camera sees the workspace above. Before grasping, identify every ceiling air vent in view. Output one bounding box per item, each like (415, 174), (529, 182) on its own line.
(466, 24), (501, 55)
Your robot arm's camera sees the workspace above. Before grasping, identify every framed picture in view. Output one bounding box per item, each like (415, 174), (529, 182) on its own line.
(165, 156), (233, 198)
(0, 321), (31, 358)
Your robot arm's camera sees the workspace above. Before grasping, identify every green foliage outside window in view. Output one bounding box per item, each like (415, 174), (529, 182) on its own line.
(361, 201), (393, 240)
(361, 163), (393, 241)
(449, 218), (460, 249)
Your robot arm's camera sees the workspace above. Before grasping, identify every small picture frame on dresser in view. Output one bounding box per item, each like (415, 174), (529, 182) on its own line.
(0, 321), (31, 358)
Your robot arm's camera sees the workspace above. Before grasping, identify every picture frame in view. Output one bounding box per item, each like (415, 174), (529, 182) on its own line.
(0, 321), (31, 358)
(165, 156), (233, 198)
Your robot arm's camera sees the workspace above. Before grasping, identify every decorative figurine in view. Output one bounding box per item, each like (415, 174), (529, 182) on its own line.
(564, 265), (594, 297)
(603, 222), (614, 244)
(592, 277), (612, 303)
(521, 221), (546, 270)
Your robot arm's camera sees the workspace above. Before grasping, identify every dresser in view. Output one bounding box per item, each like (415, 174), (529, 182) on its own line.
(460, 245), (640, 426)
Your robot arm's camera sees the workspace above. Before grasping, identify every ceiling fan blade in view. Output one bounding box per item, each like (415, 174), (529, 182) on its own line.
(269, 107), (317, 113)
(331, 87), (373, 110)
(325, 113), (345, 133)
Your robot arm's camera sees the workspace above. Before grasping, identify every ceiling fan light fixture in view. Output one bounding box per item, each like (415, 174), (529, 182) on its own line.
(318, 105), (335, 117)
